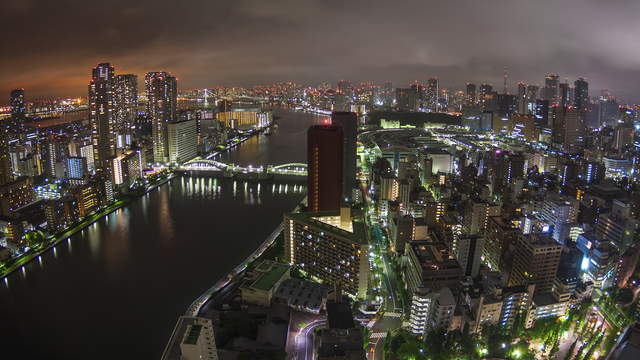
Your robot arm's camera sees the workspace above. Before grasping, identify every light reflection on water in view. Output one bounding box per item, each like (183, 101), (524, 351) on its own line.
(0, 109), (316, 359)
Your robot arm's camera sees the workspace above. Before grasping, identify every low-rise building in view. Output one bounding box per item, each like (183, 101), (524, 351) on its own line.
(272, 278), (328, 314)
(161, 316), (218, 360)
(240, 260), (290, 307)
(525, 293), (569, 328)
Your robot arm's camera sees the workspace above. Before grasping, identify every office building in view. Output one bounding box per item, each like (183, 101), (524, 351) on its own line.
(538, 194), (579, 243)
(89, 63), (115, 172)
(307, 124), (343, 212)
(508, 233), (562, 295)
(113, 74), (138, 148)
(525, 294), (569, 328)
(284, 208), (369, 298)
(167, 119), (197, 163)
(146, 72), (177, 163)
(331, 112), (357, 202)
(576, 232), (617, 289)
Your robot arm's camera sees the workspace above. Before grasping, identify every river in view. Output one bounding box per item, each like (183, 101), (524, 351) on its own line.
(0, 109), (321, 359)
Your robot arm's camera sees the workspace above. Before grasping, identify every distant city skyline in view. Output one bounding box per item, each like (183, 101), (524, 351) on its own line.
(3, 0), (640, 102)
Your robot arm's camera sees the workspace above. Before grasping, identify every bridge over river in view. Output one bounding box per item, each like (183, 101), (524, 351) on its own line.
(178, 159), (307, 181)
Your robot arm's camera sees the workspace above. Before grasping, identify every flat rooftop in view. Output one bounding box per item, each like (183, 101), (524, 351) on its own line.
(410, 241), (461, 271)
(250, 261), (289, 292)
(285, 210), (366, 245)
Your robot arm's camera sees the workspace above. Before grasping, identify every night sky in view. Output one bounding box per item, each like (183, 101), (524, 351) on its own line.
(2, 0), (640, 102)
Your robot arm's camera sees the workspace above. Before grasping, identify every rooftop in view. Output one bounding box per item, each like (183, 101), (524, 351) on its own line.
(410, 241), (461, 271)
(285, 210), (367, 244)
(250, 261), (290, 292)
(183, 324), (202, 345)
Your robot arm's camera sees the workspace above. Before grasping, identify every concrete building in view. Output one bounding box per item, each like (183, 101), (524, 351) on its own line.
(404, 241), (463, 295)
(146, 72), (177, 163)
(167, 119), (197, 163)
(576, 232), (618, 289)
(284, 208), (369, 298)
(508, 233), (562, 295)
(161, 316), (218, 360)
(525, 293), (569, 328)
(483, 216), (520, 271)
(89, 63), (115, 172)
(307, 125), (343, 212)
(0, 177), (35, 216)
(408, 287), (456, 336)
(240, 260), (290, 307)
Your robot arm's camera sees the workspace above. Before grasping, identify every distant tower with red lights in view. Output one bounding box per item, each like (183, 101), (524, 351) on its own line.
(307, 124), (343, 212)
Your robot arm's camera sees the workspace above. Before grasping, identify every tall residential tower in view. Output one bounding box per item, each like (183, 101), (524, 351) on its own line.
(146, 72), (177, 163)
(89, 63), (115, 172)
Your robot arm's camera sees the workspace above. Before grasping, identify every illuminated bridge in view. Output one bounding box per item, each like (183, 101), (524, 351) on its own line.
(179, 159), (307, 180)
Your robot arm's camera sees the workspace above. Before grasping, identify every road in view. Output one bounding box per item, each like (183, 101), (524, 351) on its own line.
(361, 183), (404, 359)
(295, 320), (326, 360)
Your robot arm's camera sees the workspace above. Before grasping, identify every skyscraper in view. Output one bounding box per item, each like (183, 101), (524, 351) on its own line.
(543, 73), (560, 105)
(516, 82), (527, 114)
(10, 89), (26, 136)
(146, 72), (177, 163)
(465, 83), (476, 105)
(426, 77), (438, 112)
(574, 78), (589, 111)
(479, 83), (493, 110)
(525, 85), (539, 114)
(331, 112), (357, 202)
(89, 63), (115, 172)
(113, 74), (138, 148)
(559, 82), (570, 108)
(0, 124), (12, 186)
(307, 124), (343, 212)
(508, 233), (562, 295)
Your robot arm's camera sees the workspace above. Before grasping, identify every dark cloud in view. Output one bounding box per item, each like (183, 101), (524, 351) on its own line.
(1, 0), (640, 102)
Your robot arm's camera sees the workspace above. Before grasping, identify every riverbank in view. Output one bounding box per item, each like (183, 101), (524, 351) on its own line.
(0, 124), (275, 280)
(0, 173), (177, 280)
(185, 197), (305, 317)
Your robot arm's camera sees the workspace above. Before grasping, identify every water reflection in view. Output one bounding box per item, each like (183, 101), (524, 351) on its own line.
(180, 176), (306, 202)
(0, 109), (316, 360)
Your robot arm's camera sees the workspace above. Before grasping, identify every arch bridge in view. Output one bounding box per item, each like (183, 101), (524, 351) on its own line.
(180, 159), (307, 177)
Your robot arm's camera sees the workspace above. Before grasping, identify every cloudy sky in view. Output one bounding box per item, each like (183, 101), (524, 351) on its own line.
(2, 0), (640, 103)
